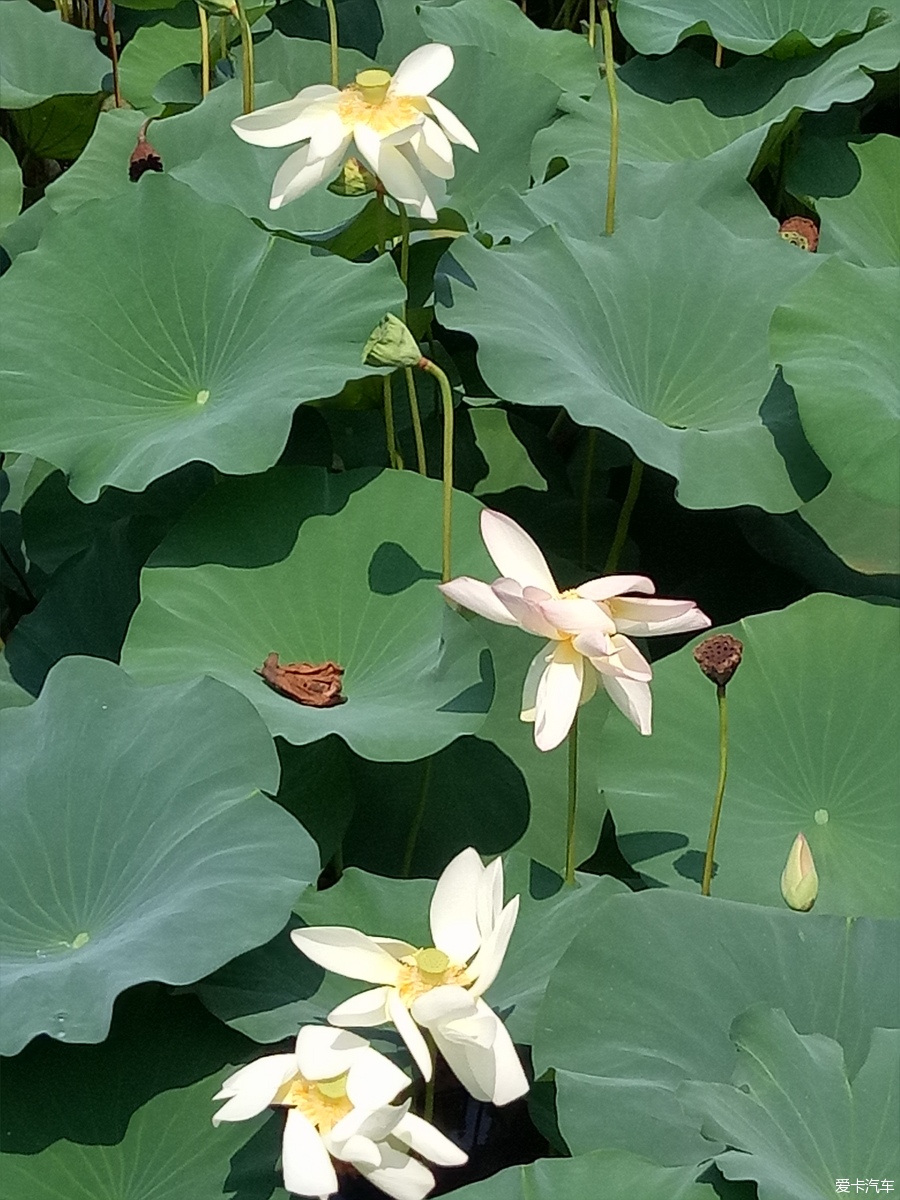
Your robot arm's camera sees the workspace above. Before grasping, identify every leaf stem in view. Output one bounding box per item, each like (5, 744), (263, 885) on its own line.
(701, 685), (729, 896)
(383, 374), (401, 470)
(565, 709), (580, 885)
(599, 0), (618, 235)
(418, 358), (454, 583)
(235, 1), (254, 114)
(103, 0), (122, 107)
(399, 204), (427, 475)
(323, 0), (339, 88)
(587, 0), (596, 47)
(714, 42), (724, 67)
(198, 6), (211, 97)
(603, 457), (642, 574)
(219, 14), (227, 62)
(401, 756), (433, 878)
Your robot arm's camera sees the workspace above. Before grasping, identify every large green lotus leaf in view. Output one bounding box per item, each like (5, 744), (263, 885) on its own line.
(0, 138), (22, 234)
(43, 108), (145, 216)
(12, 92), (102, 161)
(0, 653), (31, 709)
(195, 856), (622, 1046)
(0, 174), (402, 501)
(118, 23), (199, 114)
(818, 135), (900, 266)
(599, 595), (900, 917)
(447, 1149), (721, 1200)
(0, 656), (317, 1056)
(121, 468), (494, 761)
(419, 0), (599, 94)
(442, 210), (820, 511)
(534, 890), (900, 1165)
(771, 259), (900, 505)
(799, 476), (900, 575)
(251, 28), (373, 91)
(680, 1007), (900, 1200)
(0, 0), (108, 109)
(615, 0), (879, 56)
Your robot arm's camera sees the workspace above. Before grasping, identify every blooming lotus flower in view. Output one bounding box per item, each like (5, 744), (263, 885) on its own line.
(291, 847), (528, 1107)
(231, 43), (477, 218)
(439, 509), (711, 750)
(213, 1025), (465, 1200)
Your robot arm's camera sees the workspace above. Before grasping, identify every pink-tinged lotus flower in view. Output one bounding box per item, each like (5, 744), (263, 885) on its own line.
(231, 43), (477, 218)
(439, 509), (711, 750)
(291, 848), (528, 1107)
(213, 1025), (465, 1200)
(780, 832), (818, 912)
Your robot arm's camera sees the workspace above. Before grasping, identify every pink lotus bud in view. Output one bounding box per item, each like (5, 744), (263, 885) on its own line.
(780, 833), (818, 911)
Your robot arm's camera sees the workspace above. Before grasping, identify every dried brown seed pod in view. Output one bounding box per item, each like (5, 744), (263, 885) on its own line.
(693, 634), (743, 688)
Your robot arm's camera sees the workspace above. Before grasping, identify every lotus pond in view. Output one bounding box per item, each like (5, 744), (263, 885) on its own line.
(0, 1), (898, 1198)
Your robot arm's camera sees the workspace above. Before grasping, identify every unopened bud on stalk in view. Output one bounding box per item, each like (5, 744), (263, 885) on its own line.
(693, 634), (743, 688)
(129, 121), (163, 182)
(780, 832), (818, 912)
(363, 313), (422, 369)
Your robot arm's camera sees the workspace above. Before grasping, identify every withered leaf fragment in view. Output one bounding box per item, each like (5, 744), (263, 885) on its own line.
(255, 654), (347, 707)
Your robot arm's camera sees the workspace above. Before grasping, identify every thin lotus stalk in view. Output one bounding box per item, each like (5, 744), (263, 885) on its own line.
(323, 0), (340, 88)
(701, 685), (729, 895)
(603, 456), (643, 573)
(715, 42), (724, 67)
(588, 0), (597, 47)
(401, 756), (433, 878)
(235, 1), (254, 114)
(399, 204), (427, 475)
(84, 0), (95, 31)
(198, 6), (211, 97)
(219, 14), (227, 63)
(417, 357), (454, 583)
(599, 0), (619, 235)
(580, 427), (597, 568)
(565, 709), (580, 885)
(383, 374), (401, 469)
(103, 0), (122, 107)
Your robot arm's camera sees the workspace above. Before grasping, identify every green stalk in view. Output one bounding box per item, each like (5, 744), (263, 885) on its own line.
(580, 427), (597, 569)
(399, 204), (427, 475)
(218, 15), (227, 63)
(564, 709), (580, 886)
(603, 457), (643, 573)
(103, 0), (122, 107)
(198, 6), (211, 98)
(701, 686), (729, 896)
(587, 0), (596, 47)
(383, 374), (401, 470)
(322, 0), (339, 87)
(599, 0), (619, 235)
(417, 358), (454, 583)
(401, 756), (433, 878)
(235, 1), (254, 114)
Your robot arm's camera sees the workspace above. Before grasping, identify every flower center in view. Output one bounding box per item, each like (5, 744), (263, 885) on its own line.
(276, 1072), (353, 1134)
(395, 946), (471, 1006)
(337, 71), (423, 137)
(354, 68), (392, 104)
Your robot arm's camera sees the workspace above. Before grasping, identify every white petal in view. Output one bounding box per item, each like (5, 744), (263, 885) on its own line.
(212, 1054), (297, 1124)
(372, 938), (418, 957)
(468, 1000), (529, 1106)
(428, 1024), (490, 1101)
(538, 596), (616, 636)
(595, 634), (653, 681)
(424, 95), (479, 152)
(571, 627), (614, 660)
(328, 986), (392, 1027)
(330, 1130), (383, 1169)
(520, 642), (555, 721)
(580, 658), (599, 706)
(411, 983), (477, 1027)
(608, 597), (711, 637)
(330, 1101), (408, 1151)
(231, 88), (340, 147)
(354, 124), (430, 214)
(269, 141), (349, 210)
(361, 1147), (437, 1200)
(282, 1108), (338, 1198)
(394, 143), (441, 219)
(438, 576), (519, 626)
(291, 927), (403, 985)
(392, 1112), (468, 1166)
(468, 895), (519, 997)
(346, 1047), (410, 1110)
(308, 107), (353, 159)
(294, 1025), (370, 1081)
(387, 989), (434, 1081)
(430, 846), (484, 963)
(491, 579), (558, 637)
(602, 673), (652, 735)
(534, 642), (584, 751)
(389, 43), (454, 98)
(475, 855), (503, 939)
(575, 574), (655, 601)
(480, 509), (557, 594)
(407, 120), (455, 180)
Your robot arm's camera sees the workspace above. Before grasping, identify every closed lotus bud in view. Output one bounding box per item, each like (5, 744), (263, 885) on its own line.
(693, 634), (743, 688)
(363, 313), (422, 369)
(780, 833), (818, 912)
(129, 123), (163, 182)
(328, 157), (378, 198)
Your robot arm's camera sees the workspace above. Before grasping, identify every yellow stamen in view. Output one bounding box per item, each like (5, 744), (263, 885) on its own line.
(275, 1072), (353, 1133)
(395, 946), (472, 1006)
(354, 68), (392, 104)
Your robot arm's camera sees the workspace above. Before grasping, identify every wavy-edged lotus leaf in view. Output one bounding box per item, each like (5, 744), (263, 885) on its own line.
(118, 24), (199, 114)
(680, 1007), (900, 1200)
(0, 174), (403, 501)
(0, 656), (317, 1056)
(122, 468), (494, 761)
(599, 595), (900, 917)
(447, 1149), (722, 1200)
(799, 476), (900, 576)
(615, 0), (880, 56)
(0, 137), (23, 234)
(441, 209), (820, 511)
(195, 855), (622, 1046)
(771, 259), (900, 506)
(534, 890), (900, 1165)
(818, 134), (900, 266)
(0, 0), (107, 109)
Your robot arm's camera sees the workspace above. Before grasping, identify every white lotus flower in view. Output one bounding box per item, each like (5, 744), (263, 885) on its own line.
(213, 1025), (465, 1200)
(291, 847), (528, 1107)
(231, 42), (477, 218)
(440, 509), (711, 750)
